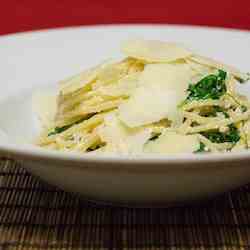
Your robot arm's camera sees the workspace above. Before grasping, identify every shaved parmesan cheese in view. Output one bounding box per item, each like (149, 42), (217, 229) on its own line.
(191, 55), (249, 82)
(97, 112), (152, 154)
(121, 39), (192, 63)
(138, 63), (192, 90)
(144, 131), (199, 154)
(118, 85), (180, 127)
(118, 63), (193, 127)
(32, 92), (57, 128)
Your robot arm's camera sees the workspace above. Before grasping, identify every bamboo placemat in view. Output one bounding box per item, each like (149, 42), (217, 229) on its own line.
(1, 159), (250, 250)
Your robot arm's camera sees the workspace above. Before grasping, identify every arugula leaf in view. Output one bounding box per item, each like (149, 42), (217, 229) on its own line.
(241, 105), (247, 113)
(227, 124), (241, 143)
(200, 124), (240, 144)
(48, 125), (72, 136)
(48, 114), (95, 136)
(194, 142), (206, 153)
(86, 144), (105, 152)
(186, 70), (227, 102)
(149, 134), (160, 141)
(203, 106), (229, 118)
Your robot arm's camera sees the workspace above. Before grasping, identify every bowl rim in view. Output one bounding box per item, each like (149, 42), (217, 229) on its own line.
(1, 23), (250, 40)
(1, 142), (250, 172)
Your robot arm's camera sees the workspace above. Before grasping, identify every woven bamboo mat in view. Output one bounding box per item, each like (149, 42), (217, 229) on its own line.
(1, 159), (250, 250)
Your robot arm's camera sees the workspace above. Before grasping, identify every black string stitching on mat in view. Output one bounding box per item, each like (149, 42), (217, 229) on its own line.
(0, 159), (250, 249)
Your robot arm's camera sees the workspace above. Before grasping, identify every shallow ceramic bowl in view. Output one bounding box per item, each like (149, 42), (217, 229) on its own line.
(0, 25), (250, 206)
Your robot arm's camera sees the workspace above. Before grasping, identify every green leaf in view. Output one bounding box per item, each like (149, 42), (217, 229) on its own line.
(200, 124), (240, 144)
(48, 114), (95, 136)
(203, 106), (229, 118)
(48, 125), (71, 136)
(241, 105), (247, 113)
(149, 134), (160, 141)
(186, 70), (227, 102)
(194, 142), (206, 153)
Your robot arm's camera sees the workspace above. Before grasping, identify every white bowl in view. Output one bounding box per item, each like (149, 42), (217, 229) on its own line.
(0, 25), (250, 206)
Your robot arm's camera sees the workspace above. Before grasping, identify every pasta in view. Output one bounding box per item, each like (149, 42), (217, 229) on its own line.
(34, 39), (250, 155)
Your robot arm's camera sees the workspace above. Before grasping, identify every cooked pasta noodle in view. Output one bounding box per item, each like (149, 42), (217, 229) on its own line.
(34, 39), (250, 154)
